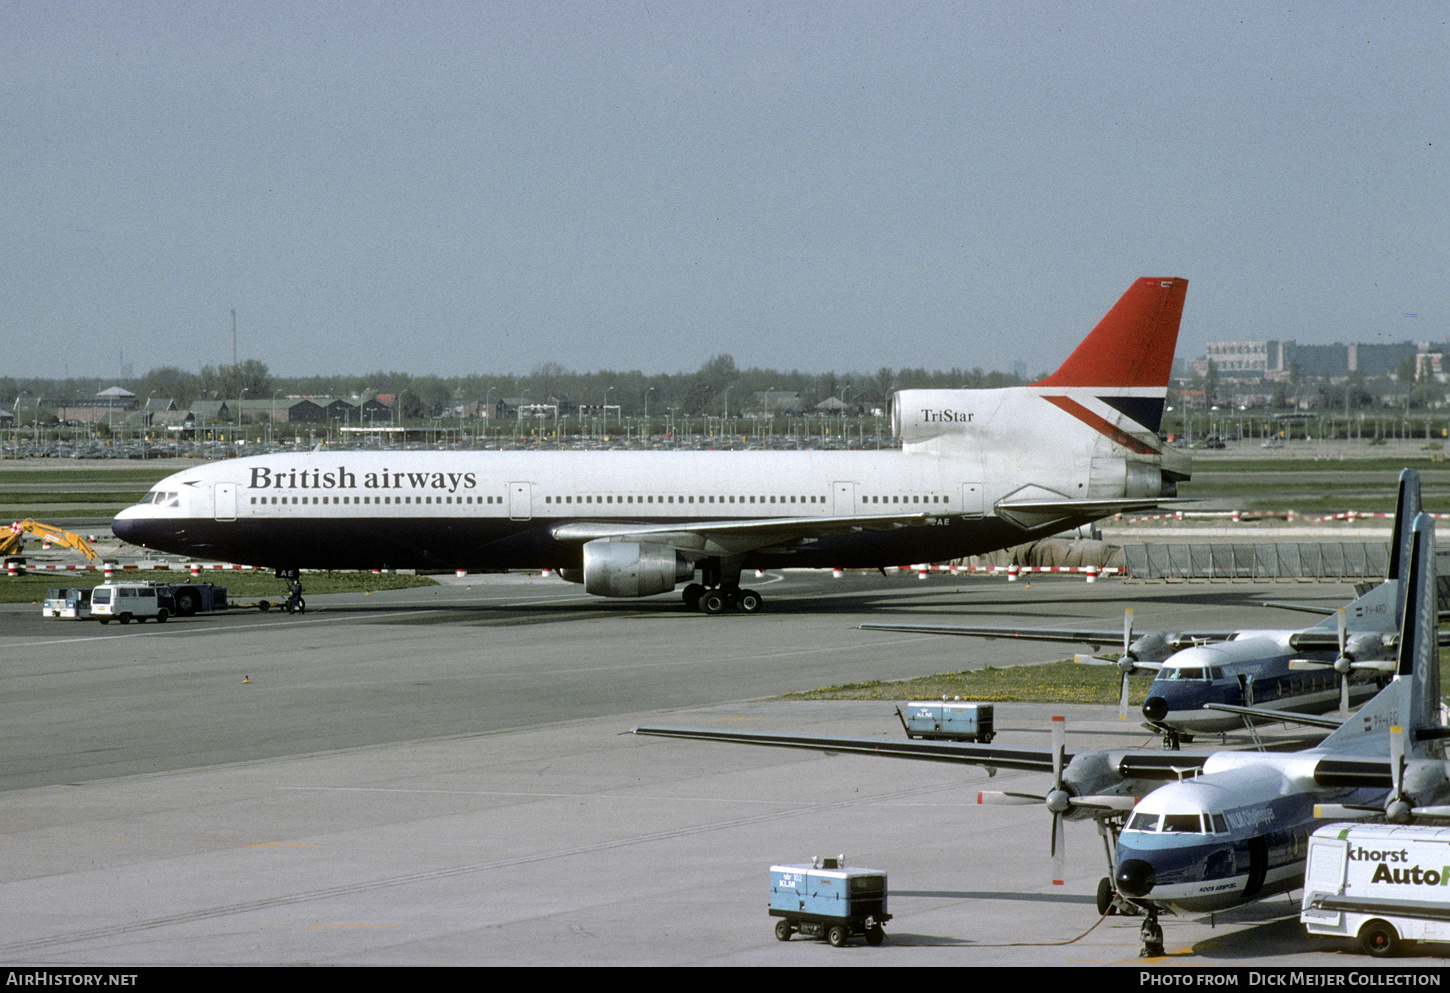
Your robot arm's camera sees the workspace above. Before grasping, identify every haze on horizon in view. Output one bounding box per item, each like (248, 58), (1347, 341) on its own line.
(3, 2), (1445, 382)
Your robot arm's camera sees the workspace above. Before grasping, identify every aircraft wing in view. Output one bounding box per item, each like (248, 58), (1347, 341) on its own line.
(1200, 702), (1344, 730)
(629, 726), (1060, 773)
(630, 725), (1214, 785)
(859, 621), (1240, 650)
(552, 512), (933, 546)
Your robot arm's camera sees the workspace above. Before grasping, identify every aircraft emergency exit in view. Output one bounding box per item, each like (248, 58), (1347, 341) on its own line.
(112, 278), (1191, 613)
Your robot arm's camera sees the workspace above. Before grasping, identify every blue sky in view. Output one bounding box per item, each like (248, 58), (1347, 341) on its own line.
(3, 1), (1445, 380)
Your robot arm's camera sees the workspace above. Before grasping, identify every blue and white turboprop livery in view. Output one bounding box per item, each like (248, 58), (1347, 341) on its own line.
(631, 512), (1450, 957)
(859, 468), (1429, 748)
(112, 279), (1190, 614)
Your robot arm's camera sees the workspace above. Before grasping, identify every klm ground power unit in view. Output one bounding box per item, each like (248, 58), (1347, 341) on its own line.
(768, 856), (890, 947)
(897, 700), (995, 743)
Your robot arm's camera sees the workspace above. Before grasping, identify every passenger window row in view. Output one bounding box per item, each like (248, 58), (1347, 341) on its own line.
(863, 494), (948, 505)
(542, 494), (826, 506)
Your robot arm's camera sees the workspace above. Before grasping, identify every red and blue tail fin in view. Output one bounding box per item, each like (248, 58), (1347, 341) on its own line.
(1033, 277), (1188, 436)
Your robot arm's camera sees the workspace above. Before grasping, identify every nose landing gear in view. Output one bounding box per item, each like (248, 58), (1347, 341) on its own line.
(276, 567), (306, 615)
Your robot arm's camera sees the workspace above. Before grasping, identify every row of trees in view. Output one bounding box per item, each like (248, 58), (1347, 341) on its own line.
(4, 355), (1032, 422)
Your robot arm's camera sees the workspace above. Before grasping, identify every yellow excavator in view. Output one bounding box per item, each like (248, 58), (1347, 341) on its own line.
(1, 519), (98, 562)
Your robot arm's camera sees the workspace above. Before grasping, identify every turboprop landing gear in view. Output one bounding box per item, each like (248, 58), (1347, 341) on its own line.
(1139, 906), (1165, 958)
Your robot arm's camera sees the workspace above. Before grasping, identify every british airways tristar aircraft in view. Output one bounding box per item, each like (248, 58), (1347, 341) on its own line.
(859, 469), (1428, 747)
(112, 278), (1190, 613)
(632, 513), (1450, 957)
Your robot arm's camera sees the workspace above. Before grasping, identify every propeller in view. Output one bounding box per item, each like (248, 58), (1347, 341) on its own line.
(1289, 610), (1398, 714)
(1337, 609), (1350, 714)
(976, 716), (1137, 885)
(1386, 725), (1411, 823)
(1315, 726), (1424, 822)
(1072, 610), (1161, 720)
(1048, 715), (1069, 884)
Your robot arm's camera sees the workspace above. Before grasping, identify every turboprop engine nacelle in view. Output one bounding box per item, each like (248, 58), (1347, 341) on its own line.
(578, 540), (695, 598)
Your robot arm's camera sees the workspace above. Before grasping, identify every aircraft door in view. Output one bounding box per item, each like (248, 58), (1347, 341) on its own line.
(1244, 835), (1268, 898)
(214, 483), (236, 522)
(832, 482), (856, 517)
(509, 482), (532, 521)
(960, 482), (984, 518)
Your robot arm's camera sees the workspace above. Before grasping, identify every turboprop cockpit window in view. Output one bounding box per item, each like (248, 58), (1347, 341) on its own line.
(1166, 668), (1207, 681)
(1160, 814), (1205, 834)
(1126, 813), (1159, 832)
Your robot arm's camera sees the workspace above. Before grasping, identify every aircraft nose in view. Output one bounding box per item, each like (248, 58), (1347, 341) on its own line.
(1142, 696), (1168, 722)
(1116, 858), (1155, 898)
(111, 510), (140, 544)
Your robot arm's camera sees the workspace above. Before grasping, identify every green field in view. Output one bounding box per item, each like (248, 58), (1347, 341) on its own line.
(784, 653), (1450, 705)
(784, 659), (1148, 705)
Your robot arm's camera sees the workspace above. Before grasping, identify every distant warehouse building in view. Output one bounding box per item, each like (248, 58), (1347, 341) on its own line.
(1201, 340), (1441, 380)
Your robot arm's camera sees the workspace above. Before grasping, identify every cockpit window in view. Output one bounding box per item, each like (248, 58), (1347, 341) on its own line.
(137, 490), (179, 507)
(1161, 814), (1205, 833)
(1126, 812), (1213, 833)
(1167, 667), (1207, 681)
(1126, 813), (1159, 832)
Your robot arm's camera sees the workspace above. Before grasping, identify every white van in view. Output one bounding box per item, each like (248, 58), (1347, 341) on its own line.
(90, 581), (170, 624)
(1302, 823), (1450, 957)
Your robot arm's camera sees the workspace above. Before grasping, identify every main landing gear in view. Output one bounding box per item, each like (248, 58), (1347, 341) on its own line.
(681, 557), (765, 615)
(681, 583), (764, 615)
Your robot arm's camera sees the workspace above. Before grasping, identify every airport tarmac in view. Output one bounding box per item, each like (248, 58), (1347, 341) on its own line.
(2, 570), (1445, 967)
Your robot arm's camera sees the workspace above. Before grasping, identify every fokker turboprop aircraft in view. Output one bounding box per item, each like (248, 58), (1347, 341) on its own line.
(631, 512), (1450, 958)
(860, 469), (1428, 747)
(113, 278), (1190, 614)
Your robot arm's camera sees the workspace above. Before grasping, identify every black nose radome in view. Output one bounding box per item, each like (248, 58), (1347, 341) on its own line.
(1116, 858), (1156, 897)
(1142, 697), (1167, 722)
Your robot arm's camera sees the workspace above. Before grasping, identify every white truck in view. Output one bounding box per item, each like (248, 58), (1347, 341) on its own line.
(1302, 822), (1450, 957)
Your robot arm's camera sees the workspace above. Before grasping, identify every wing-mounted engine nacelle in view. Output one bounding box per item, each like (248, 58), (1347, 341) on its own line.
(580, 539), (695, 598)
(1061, 750), (1127, 799)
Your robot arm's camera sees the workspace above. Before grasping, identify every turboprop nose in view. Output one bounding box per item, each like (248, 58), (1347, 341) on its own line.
(1116, 858), (1156, 898)
(1142, 697), (1168, 722)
